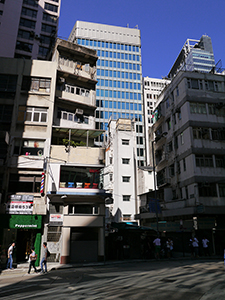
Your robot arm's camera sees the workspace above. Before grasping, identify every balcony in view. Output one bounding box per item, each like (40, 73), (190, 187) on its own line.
(50, 145), (105, 165)
(53, 110), (95, 130)
(58, 59), (97, 82)
(56, 86), (96, 107)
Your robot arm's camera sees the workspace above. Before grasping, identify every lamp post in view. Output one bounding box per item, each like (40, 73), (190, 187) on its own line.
(152, 140), (159, 233)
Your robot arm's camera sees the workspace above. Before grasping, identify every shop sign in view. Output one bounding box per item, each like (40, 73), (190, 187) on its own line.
(9, 214), (42, 229)
(9, 194), (34, 201)
(50, 214), (63, 226)
(6, 201), (33, 214)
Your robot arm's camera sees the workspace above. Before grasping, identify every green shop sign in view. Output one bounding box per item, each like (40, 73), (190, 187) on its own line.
(9, 215), (42, 229)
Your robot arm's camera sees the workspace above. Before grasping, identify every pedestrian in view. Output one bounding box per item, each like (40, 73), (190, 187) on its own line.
(192, 236), (199, 258)
(28, 247), (38, 274)
(7, 242), (15, 270)
(202, 237), (210, 256)
(153, 236), (161, 260)
(189, 238), (194, 257)
(40, 242), (48, 273)
(166, 238), (173, 258)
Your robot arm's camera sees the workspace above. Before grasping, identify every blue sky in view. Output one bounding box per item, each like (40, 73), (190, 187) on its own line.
(58, 0), (225, 79)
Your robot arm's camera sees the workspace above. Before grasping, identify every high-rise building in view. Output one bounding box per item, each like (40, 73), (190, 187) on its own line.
(143, 77), (170, 165)
(0, 0), (61, 59)
(168, 35), (215, 78)
(68, 21), (145, 166)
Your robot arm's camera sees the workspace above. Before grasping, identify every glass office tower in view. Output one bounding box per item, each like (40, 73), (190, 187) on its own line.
(69, 21), (145, 166)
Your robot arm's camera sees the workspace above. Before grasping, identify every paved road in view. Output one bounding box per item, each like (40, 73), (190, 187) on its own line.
(0, 259), (225, 299)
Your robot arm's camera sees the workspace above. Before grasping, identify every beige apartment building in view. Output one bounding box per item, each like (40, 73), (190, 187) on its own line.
(0, 38), (110, 265)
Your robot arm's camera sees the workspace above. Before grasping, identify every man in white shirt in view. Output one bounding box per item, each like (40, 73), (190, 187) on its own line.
(153, 237), (161, 259)
(7, 242), (15, 269)
(192, 237), (199, 257)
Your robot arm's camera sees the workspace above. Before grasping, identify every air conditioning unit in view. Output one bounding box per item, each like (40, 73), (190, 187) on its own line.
(75, 109), (83, 115)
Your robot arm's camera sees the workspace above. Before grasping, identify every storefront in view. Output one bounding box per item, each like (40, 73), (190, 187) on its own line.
(0, 214), (42, 266)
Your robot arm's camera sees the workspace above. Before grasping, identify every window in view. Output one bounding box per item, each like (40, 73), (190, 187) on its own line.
(44, 3), (58, 13)
(69, 205), (99, 215)
(190, 102), (207, 114)
(8, 173), (41, 193)
(193, 128), (210, 140)
(196, 155), (213, 167)
(167, 118), (171, 130)
(21, 7), (37, 18)
(0, 105), (13, 122)
(0, 74), (17, 98)
(18, 106), (47, 123)
(22, 76), (51, 92)
(169, 164), (175, 177)
(41, 23), (56, 34)
(23, 0), (38, 7)
(122, 158), (130, 164)
(18, 29), (34, 40)
(40, 35), (51, 45)
(198, 183), (217, 197)
(123, 215), (131, 221)
(211, 128), (225, 141)
(19, 18), (36, 29)
(167, 141), (173, 152)
(122, 176), (130, 182)
(14, 139), (45, 156)
(183, 158), (186, 171)
(215, 156), (225, 168)
(219, 184), (225, 197)
(122, 139), (129, 145)
(123, 195), (131, 201)
(109, 173), (113, 182)
(16, 41), (33, 53)
(180, 132), (184, 145)
(43, 13), (57, 23)
(38, 46), (48, 57)
(109, 157), (113, 164)
(187, 78), (203, 90)
(60, 166), (101, 189)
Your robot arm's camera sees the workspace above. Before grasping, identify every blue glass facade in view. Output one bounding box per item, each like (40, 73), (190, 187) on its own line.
(77, 37), (145, 165)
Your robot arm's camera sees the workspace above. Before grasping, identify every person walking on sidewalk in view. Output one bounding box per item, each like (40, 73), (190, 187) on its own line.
(40, 242), (48, 273)
(28, 247), (37, 274)
(202, 237), (210, 256)
(192, 236), (199, 258)
(7, 242), (15, 270)
(153, 236), (161, 260)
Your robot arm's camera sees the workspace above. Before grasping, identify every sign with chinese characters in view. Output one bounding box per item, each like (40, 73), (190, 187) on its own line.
(9, 194), (34, 201)
(6, 201), (33, 214)
(50, 214), (63, 226)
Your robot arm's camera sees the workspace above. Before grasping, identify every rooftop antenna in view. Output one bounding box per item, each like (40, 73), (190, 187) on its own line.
(134, 25), (138, 29)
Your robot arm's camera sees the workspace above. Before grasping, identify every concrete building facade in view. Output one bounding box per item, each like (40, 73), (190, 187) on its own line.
(104, 119), (138, 224)
(0, 39), (111, 265)
(138, 70), (225, 254)
(143, 77), (170, 165)
(0, 0), (61, 59)
(68, 21), (145, 166)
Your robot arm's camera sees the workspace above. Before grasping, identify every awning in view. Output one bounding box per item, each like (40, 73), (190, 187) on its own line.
(52, 127), (105, 139)
(111, 222), (156, 232)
